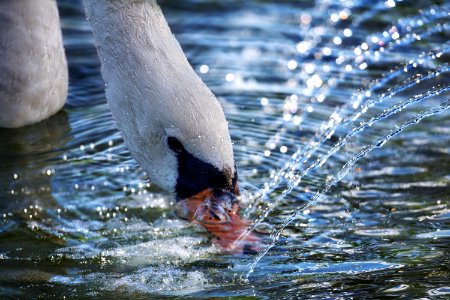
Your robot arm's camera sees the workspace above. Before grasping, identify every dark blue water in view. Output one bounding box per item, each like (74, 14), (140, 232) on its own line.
(0, 0), (449, 298)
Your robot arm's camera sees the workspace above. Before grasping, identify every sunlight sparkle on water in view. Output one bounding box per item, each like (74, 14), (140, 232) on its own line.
(300, 13), (312, 25)
(304, 63), (316, 74)
(322, 47), (332, 56)
(385, 0), (396, 8)
(288, 60), (298, 70)
(296, 41), (312, 54)
(260, 97), (269, 106)
(306, 74), (323, 88)
(333, 36), (342, 45)
(225, 73), (235, 82)
(343, 28), (352, 37)
(199, 64), (209, 74)
(1, 1), (449, 298)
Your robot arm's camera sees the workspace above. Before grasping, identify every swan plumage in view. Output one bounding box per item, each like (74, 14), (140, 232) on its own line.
(0, 0), (67, 128)
(83, 0), (237, 196)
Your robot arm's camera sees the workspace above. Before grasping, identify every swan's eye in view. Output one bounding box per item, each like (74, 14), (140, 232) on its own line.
(167, 136), (184, 154)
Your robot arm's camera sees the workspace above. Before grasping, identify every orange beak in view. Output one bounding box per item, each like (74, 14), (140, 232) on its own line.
(175, 188), (261, 254)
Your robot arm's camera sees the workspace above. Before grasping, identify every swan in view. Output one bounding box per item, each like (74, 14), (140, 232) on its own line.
(83, 0), (236, 197)
(83, 0), (259, 251)
(0, 0), (68, 128)
(0, 0), (257, 252)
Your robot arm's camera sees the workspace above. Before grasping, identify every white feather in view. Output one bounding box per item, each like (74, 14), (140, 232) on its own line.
(83, 0), (235, 192)
(0, 0), (68, 128)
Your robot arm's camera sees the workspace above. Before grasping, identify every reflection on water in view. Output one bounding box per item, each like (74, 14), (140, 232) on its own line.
(0, 111), (71, 213)
(0, 0), (449, 298)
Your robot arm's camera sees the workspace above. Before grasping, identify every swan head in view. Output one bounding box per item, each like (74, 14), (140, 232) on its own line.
(83, 0), (239, 198)
(164, 134), (239, 200)
(110, 85), (239, 201)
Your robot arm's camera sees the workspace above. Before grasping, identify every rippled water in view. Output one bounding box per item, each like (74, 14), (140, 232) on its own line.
(1, 0), (449, 298)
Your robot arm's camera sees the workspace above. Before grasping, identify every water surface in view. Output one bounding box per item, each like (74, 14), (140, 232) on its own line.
(0, 0), (449, 298)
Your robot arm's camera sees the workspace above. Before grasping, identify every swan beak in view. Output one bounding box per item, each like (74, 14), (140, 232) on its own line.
(175, 188), (261, 254)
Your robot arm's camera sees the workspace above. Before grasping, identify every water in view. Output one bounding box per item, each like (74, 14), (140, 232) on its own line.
(1, 0), (449, 298)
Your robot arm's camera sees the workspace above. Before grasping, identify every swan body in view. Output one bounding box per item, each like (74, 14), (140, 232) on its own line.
(83, 0), (237, 197)
(0, 0), (68, 128)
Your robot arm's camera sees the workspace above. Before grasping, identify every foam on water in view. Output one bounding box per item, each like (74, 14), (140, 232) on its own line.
(101, 236), (217, 266)
(51, 266), (212, 295)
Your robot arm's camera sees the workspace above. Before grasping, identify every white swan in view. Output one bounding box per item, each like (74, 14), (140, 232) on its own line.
(1, 0), (257, 251)
(0, 0), (68, 128)
(83, 0), (239, 199)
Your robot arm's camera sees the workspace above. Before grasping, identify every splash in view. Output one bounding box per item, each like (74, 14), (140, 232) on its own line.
(246, 99), (450, 278)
